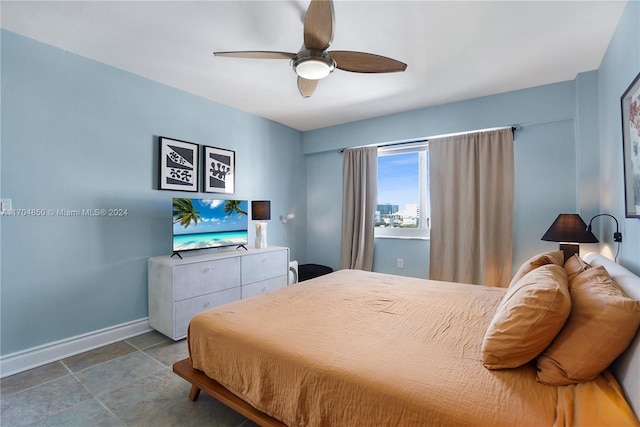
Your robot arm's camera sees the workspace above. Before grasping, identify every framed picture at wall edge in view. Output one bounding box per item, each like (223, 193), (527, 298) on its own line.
(158, 137), (199, 192)
(621, 72), (640, 218)
(203, 145), (235, 194)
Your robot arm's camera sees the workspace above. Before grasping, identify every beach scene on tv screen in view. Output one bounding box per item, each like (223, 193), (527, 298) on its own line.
(173, 198), (248, 251)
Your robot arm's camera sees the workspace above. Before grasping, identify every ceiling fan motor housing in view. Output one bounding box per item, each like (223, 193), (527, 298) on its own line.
(293, 49), (335, 80)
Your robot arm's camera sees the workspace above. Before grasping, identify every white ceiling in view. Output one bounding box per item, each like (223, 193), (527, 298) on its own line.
(0, 1), (627, 131)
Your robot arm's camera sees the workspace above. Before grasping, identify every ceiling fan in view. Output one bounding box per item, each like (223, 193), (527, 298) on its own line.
(214, 0), (407, 98)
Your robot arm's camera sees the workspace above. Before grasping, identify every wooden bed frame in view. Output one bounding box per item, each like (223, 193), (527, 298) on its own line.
(173, 358), (285, 427)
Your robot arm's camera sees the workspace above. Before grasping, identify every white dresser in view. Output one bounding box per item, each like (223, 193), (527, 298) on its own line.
(148, 246), (289, 340)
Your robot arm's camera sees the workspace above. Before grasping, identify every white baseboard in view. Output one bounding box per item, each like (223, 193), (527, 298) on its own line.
(0, 318), (152, 378)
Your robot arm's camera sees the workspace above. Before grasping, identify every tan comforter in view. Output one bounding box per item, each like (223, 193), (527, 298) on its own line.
(188, 269), (638, 427)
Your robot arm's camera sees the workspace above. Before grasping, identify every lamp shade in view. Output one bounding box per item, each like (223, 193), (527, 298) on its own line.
(251, 201), (271, 221)
(541, 214), (598, 243)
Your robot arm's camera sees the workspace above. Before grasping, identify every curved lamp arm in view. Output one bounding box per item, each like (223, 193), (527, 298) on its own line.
(587, 214), (622, 242)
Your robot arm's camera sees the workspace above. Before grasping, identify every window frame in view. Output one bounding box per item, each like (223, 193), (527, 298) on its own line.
(375, 143), (430, 240)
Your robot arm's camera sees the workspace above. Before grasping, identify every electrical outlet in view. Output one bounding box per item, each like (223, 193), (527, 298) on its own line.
(397, 258), (404, 269)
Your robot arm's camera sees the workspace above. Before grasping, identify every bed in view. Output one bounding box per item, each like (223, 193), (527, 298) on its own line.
(173, 251), (640, 426)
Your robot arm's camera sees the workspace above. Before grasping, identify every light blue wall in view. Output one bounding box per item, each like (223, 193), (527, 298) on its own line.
(305, 81), (587, 277)
(597, 0), (640, 275)
(303, 82), (576, 155)
(305, 150), (343, 269)
(0, 30), (306, 355)
(373, 238), (430, 278)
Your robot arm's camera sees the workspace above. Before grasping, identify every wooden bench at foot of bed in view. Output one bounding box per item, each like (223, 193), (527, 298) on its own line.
(172, 358), (286, 427)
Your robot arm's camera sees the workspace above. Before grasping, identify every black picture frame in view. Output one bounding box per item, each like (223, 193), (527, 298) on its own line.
(621, 72), (640, 218)
(203, 145), (235, 194)
(158, 137), (199, 192)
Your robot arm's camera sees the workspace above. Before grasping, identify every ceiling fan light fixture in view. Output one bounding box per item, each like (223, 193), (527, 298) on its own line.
(293, 51), (335, 80)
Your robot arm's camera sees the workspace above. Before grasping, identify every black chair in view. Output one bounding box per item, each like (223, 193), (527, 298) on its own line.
(298, 264), (333, 282)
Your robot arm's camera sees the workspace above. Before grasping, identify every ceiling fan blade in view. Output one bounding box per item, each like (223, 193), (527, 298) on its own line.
(298, 77), (319, 98)
(214, 51), (295, 60)
(330, 51), (407, 73)
(303, 0), (334, 51)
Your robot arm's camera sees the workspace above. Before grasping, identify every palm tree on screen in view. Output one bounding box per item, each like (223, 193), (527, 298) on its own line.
(173, 198), (202, 228)
(223, 200), (247, 217)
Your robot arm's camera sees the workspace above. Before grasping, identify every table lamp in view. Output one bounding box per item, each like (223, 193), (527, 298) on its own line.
(541, 213), (598, 262)
(252, 200), (271, 249)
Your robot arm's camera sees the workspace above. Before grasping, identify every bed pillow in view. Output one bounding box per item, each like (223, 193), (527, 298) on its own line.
(536, 266), (640, 385)
(508, 250), (564, 288)
(482, 264), (571, 369)
(563, 254), (591, 282)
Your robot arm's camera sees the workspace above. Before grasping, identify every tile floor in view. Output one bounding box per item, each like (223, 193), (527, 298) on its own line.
(0, 331), (259, 427)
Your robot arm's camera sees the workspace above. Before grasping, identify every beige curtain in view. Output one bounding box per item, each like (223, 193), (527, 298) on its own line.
(340, 147), (377, 270)
(429, 128), (514, 287)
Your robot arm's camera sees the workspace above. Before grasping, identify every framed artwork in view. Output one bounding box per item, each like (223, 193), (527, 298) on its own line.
(159, 137), (199, 192)
(203, 145), (235, 194)
(621, 72), (640, 218)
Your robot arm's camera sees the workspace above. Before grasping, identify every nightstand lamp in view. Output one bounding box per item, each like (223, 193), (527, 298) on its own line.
(252, 200), (271, 249)
(541, 213), (598, 262)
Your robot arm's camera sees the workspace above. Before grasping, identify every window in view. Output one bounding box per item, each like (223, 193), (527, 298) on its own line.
(375, 143), (430, 239)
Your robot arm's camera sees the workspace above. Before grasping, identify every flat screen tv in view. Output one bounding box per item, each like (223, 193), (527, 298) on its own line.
(172, 198), (248, 253)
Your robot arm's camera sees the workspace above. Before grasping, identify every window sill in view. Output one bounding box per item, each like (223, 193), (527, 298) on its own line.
(374, 235), (430, 241)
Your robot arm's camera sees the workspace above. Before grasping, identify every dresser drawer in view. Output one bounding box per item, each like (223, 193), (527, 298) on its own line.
(174, 286), (241, 339)
(241, 275), (287, 299)
(242, 250), (287, 284)
(173, 257), (241, 301)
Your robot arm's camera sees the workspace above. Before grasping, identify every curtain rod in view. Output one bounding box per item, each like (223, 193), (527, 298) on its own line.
(339, 125), (522, 153)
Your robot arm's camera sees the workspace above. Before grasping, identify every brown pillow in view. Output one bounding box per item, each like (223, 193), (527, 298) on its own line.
(482, 264), (571, 369)
(563, 254), (591, 282)
(536, 266), (640, 385)
(509, 250), (564, 288)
